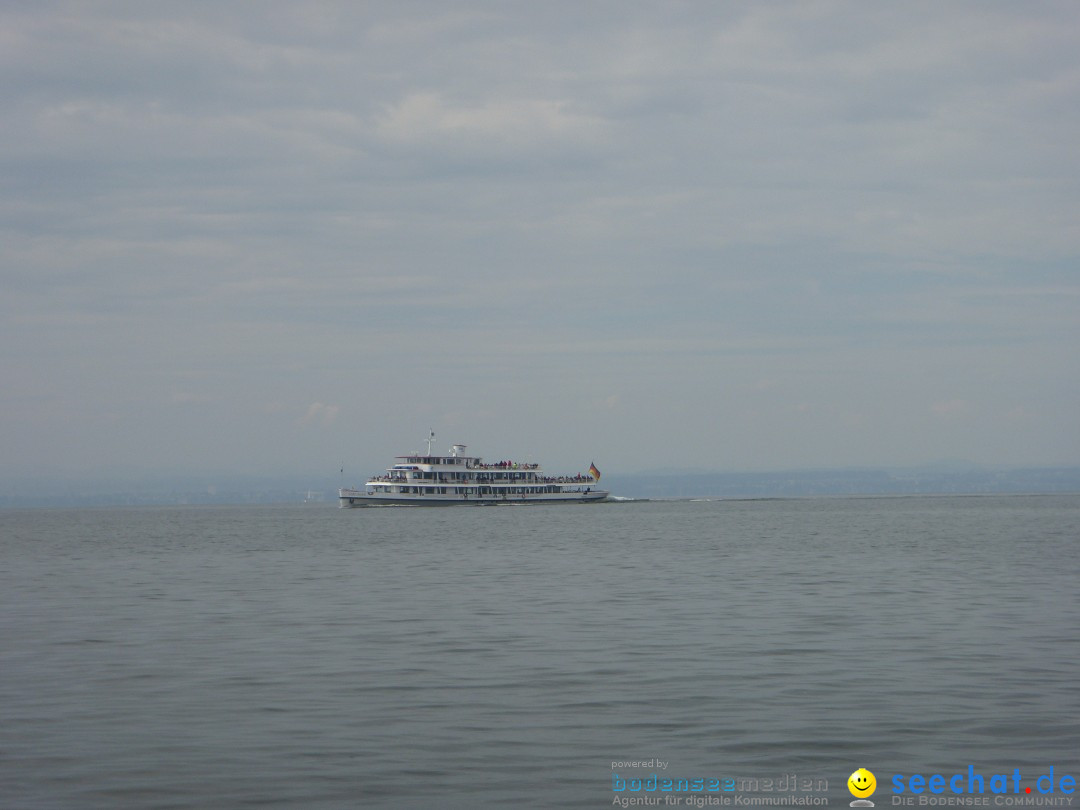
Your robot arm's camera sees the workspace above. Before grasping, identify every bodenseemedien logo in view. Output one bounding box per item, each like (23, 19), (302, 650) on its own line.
(849, 768), (877, 807)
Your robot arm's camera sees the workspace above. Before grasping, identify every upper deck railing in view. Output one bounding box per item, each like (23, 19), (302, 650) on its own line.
(395, 457), (541, 471)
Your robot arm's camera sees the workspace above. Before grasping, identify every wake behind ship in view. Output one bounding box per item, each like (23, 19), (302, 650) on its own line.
(339, 437), (607, 507)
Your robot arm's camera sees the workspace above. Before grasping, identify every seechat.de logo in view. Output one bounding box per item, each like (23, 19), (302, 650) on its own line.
(891, 766), (1077, 803)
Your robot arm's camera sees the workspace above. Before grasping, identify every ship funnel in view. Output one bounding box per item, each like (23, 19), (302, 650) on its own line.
(450, 444), (467, 457)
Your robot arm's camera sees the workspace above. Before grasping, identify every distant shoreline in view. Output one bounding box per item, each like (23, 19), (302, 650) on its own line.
(604, 466), (1080, 499)
(3, 466), (1079, 508)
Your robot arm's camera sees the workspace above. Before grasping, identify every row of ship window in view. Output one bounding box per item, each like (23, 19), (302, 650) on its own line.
(380, 485), (564, 495)
(374, 472), (538, 482)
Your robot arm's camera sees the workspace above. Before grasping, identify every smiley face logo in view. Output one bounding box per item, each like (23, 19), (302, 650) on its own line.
(848, 768), (877, 798)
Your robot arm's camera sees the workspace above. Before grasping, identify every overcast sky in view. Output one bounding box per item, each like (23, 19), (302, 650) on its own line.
(3, 1), (1078, 482)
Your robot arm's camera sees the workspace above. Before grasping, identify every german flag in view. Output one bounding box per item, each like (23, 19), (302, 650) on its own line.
(588, 462), (601, 482)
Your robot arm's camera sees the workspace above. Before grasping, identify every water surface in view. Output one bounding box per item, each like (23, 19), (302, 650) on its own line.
(2, 495), (1077, 807)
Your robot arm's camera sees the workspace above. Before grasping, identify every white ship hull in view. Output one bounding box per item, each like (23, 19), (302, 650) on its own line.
(338, 488), (608, 507)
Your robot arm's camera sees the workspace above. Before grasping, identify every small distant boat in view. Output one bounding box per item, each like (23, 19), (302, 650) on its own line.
(339, 434), (608, 507)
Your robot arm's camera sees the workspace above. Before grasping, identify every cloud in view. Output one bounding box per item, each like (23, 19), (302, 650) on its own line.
(588, 394), (620, 411)
(171, 391), (214, 405)
(931, 400), (970, 418)
(2, 2), (1078, 475)
(373, 91), (610, 166)
(301, 402), (340, 426)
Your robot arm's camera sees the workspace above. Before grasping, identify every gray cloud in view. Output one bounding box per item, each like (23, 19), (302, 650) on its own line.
(2, 1), (1078, 479)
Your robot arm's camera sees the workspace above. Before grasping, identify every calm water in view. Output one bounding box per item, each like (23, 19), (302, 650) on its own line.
(2, 496), (1078, 808)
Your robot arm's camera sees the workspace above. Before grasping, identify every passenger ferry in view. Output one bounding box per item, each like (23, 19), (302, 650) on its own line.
(339, 435), (608, 507)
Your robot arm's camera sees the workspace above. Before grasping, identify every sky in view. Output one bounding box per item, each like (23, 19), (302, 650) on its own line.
(3, 1), (1079, 483)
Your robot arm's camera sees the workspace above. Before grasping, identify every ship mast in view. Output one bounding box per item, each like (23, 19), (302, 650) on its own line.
(425, 430), (435, 456)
